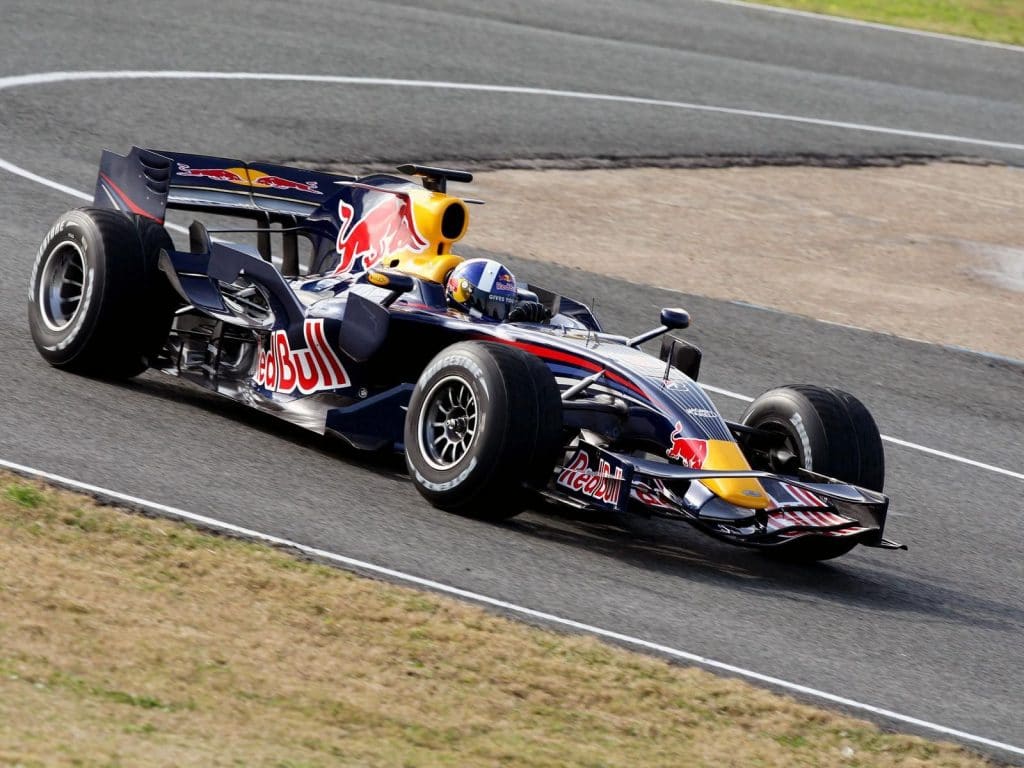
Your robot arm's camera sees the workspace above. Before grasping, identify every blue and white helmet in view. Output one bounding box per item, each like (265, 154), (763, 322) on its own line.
(445, 258), (518, 322)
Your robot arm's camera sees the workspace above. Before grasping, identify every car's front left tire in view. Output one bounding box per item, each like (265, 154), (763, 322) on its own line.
(404, 341), (563, 520)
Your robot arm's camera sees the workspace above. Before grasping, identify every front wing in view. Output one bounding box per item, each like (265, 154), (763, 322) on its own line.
(546, 442), (903, 550)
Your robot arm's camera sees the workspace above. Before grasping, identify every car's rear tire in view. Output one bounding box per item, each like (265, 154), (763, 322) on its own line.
(740, 385), (885, 561)
(28, 208), (175, 378)
(132, 213), (178, 364)
(405, 341), (563, 520)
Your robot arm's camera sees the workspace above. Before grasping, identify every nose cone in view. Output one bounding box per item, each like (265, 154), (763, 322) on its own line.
(699, 440), (769, 509)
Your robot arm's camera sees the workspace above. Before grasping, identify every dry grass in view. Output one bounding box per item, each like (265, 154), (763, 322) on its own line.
(0, 473), (993, 767)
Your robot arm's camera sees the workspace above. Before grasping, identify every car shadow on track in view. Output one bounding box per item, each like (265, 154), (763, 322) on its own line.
(121, 374), (1021, 635)
(506, 499), (1024, 633)
(123, 373), (408, 474)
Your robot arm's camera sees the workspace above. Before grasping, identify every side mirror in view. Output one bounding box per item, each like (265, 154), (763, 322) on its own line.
(627, 307), (691, 348)
(659, 334), (702, 380)
(660, 307), (690, 330)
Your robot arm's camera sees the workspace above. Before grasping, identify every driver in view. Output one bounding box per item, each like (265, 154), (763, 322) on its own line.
(445, 258), (550, 323)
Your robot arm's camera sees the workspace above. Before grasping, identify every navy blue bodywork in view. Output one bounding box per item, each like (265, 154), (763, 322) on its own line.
(90, 146), (900, 554)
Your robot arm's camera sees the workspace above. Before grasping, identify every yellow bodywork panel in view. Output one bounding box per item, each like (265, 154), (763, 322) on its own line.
(699, 440), (769, 509)
(408, 192), (469, 246)
(379, 187), (469, 283)
(388, 252), (464, 285)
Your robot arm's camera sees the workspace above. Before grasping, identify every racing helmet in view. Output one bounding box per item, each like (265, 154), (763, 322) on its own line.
(445, 258), (518, 321)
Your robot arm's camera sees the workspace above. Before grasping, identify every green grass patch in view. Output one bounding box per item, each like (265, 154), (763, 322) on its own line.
(746, 0), (1024, 44)
(5, 482), (44, 508)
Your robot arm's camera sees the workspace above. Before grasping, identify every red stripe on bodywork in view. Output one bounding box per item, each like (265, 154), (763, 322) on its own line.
(99, 173), (161, 222)
(497, 339), (649, 399)
(784, 482), (827, 508)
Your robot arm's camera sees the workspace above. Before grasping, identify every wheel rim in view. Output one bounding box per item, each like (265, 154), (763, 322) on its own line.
(761, 422), (798, 454)
(37, 241), (87, 332)
(418, 374), (479, 470)
(746, 419), (802, 473)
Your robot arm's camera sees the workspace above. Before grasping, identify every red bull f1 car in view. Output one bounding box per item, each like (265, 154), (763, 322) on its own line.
(28, 147), (903, 561)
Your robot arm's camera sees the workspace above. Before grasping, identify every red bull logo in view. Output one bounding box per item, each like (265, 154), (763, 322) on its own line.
(493, 272), (516, 295)
(666, 421), (708, 468)
(176, 163), (246, 183)
(333, 195), (428, 275)
(254, 319), (350, 395)
(557, 450), (625, 506)
(252, 175), (321, 195)
(175, 164), (322, 195)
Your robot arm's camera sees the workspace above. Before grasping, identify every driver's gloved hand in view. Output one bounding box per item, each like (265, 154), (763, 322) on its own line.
(508, 300), (551, 323)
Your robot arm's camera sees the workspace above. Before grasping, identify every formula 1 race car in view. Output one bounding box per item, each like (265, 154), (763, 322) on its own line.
(28, 147), (903, 561)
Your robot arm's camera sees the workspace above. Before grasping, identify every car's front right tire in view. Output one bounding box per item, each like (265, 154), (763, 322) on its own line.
(740, 384), (885, 561)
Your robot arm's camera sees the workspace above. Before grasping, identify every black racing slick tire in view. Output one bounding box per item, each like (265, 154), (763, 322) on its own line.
(826, 386), (885, 493)
(741, 385), (885, 562)
(740, 385), (884, 491)
(404, 341), (563, 520)
(28, 208), (175, 378)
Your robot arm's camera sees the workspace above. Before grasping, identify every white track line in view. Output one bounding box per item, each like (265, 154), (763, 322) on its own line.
(2, 66), (1020, 760)
(701, 383), (757, 403)
(0, 456), (1020, 758)
(0, 158), (91, 202)
(4, 73), (1019, 487)
(701, 384), (1024, 483)
(700, 0), (1024, 53)
(1, 71), (1023, 153)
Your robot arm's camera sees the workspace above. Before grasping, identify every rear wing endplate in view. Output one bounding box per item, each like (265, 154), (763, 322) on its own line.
(93, 146), (355, 224)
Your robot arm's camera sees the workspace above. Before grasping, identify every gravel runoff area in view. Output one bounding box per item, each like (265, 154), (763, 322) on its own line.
(463, 162), (1024, 362)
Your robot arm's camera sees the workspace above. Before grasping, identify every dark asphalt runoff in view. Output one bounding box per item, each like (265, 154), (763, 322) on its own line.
(1, 0), (1022, 760)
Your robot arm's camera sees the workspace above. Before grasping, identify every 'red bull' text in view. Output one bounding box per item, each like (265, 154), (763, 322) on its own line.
(254, 319), (350, 395)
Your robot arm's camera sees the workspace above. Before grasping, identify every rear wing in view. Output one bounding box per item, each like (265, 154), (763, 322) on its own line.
(93, 146), (355, 224)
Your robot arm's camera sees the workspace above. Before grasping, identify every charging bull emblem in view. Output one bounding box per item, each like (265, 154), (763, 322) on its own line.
(252, 174), (320, 194)
(176, 163), (246, 183)
(666, 421), (708, 468)
(333, 195), (428, 275)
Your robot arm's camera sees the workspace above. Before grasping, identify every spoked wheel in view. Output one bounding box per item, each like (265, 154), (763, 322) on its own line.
(405, 341), (563, 520)
(418, 375), (479, 470)
(37, 240), (88, 334)
(28, 208), (177, 377)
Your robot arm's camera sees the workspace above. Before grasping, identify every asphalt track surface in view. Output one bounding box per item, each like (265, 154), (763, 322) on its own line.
(2, 0), (1023, 759)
